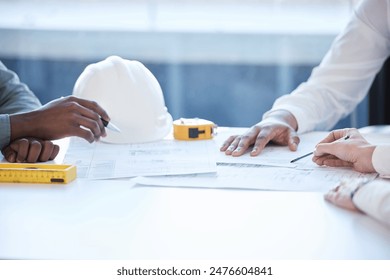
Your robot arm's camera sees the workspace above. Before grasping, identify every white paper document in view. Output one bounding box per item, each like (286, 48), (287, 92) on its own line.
(132, 163), (378, 192)
(63, 138), (217, 179)
(216, 130), (326, 169)
(132, 130), (378, 192)
(64, 129), (381, 190)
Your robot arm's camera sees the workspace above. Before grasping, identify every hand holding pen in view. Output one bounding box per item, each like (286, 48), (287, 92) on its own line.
(311, 128), (377, 173)
(9, 96), (119, 144)
(290, 134), (350, 163)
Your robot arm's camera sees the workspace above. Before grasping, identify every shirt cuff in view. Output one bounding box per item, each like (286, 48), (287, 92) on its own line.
(263, 105), (313, 134)
(0, 114), (11, 149)
(372, 145), (390, 178)
(353, 179), (390, 226)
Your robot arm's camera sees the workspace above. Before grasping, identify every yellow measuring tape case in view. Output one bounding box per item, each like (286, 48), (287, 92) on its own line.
(173, 118), (217, 140)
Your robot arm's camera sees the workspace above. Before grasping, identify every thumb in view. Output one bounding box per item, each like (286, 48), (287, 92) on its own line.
(2, 146), (17, 162)
(288, 131), (300, 151)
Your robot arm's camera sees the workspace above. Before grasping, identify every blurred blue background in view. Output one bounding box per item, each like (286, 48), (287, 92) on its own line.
(0, 0), (367, 129)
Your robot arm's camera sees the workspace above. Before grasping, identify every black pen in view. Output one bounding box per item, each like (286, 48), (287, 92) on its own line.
(290, 135), (350, 163)
(101, 118), (121, 133)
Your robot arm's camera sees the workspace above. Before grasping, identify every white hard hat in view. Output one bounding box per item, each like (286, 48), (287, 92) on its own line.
(73, 56), (173, 144)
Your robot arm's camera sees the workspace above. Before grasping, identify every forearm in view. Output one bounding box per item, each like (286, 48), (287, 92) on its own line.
(9, 111), (37, 141)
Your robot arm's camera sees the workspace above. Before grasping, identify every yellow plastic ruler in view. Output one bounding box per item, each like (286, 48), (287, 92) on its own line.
(0, 163), (77, 184)
(173, 118), (217, 140)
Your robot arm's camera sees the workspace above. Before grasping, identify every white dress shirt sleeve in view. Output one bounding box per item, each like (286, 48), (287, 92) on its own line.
(372, 145), (390, 178)
(353, 179), (390, 227)
(263, 0), (390, 133)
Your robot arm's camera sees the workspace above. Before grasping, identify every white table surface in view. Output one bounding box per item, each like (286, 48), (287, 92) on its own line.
(1, 127), (390, 260)
(1, 179), (389, 260)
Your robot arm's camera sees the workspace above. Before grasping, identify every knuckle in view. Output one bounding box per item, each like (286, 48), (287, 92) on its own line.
(31, 140), (41, 147)
(67, 101), (80, 111)
(67, 96), (77, 102)
(89, 100), (98, 108)
(19, 138), (29, 145)
(92, 112), (101, 121)
(43, 140), (53, 148)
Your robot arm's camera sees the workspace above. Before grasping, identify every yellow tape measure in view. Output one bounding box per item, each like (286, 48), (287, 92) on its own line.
(0, 163), (77, 184)
(173, 118), (217, 140)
